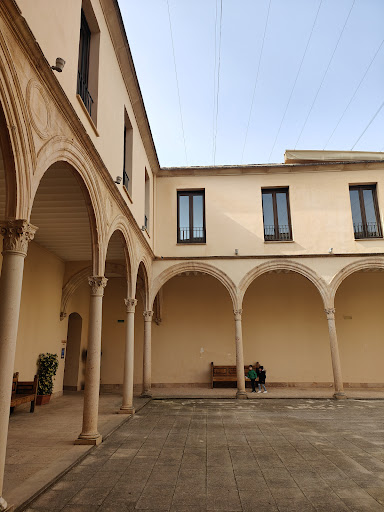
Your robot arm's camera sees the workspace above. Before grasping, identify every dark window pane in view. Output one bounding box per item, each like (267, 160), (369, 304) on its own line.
(179, 195), (189, 241)
(363, 189), (376, 224)
(192, 195), (204, 240)
(262, 192), (274, 227)
(349, 189), (362, 226)
(276, 192), (289, 227)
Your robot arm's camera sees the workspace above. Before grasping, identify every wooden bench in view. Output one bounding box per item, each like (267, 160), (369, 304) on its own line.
(10, 372), (38, 413)
(211, 362), (256, 388)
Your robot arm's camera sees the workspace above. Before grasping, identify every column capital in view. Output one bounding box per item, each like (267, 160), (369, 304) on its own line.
(88, 276), (108, 296)
(325, 307), (335, 320)
(234, 309), (243, 321)
(143, 310), (154, 322)
(1, 219), (38, 256)
(125, 298), (137, 313)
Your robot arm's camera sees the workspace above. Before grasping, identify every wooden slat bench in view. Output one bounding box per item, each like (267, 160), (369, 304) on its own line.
(211, 362), (256, 388)
(10, 372), (38, 413)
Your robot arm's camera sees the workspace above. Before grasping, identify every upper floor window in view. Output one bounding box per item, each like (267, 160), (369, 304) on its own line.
(123, 110), (133, 196)
(177, 190), (206, 243)
(349, 184), (382, 239)
(77, 3), (100, 124)
(262, 188), (292, 241)
(144, 169), (150, 231)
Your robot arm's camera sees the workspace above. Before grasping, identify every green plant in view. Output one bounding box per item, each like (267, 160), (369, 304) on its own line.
(37, 353), (59, 395)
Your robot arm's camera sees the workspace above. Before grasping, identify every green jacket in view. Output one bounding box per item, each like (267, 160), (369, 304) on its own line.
(247, 370), (258, 379)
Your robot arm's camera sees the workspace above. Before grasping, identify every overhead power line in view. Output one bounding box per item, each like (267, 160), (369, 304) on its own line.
(294, 0), (356, 149)
(213, 0), (223, 165)
(241, 0), (272, 164)
(323, 36), (384, 149)
(167, 0), (188, 165)
(267, 0), (323, 163)
(351, 98), (384, 150)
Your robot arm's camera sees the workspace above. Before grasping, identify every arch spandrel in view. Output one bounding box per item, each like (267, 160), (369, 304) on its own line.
(150, 261), (238, 311)
(329, 257), (384, 303)
(239, 259), (330, 308)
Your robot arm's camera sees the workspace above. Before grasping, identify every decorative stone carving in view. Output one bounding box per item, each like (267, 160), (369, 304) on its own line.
(0, 496), (8, 511)
(26, 79), (52, 140)
(234, 309), (242, 321)
(125, 298), (137, 313)
(60, 312), (67, 321)
(143, 311), (154, 322)
(0, 219), (38, 256)
(324, 308), (335, 319)
(88, 276), (108, 296)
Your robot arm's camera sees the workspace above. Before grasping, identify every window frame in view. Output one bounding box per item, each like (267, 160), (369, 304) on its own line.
(177, 190), (206, 244)
(262, 187), (293, 242)
(349, 184), (382, 239)
(77, 9), (93, 116)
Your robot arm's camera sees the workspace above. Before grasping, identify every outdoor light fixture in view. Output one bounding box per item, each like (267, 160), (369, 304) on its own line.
(51, 57), (66, 72)
(328, 248), (333, 254)
(235, 249), (239, 255)
(114, 176), (122, 184)
(141, 226), (146, 231)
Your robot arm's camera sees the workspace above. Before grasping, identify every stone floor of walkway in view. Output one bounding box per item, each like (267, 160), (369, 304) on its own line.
(5, 392), (149, 510)
(24, 398), (384, 512)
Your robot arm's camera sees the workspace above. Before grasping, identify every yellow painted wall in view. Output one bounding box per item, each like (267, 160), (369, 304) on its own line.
(16, 0), (155, 243)
(13, 242), (68, 393)
(156, 169), (384, 257)
(336, 272), (384, 384)
(243, 273), (333, 384)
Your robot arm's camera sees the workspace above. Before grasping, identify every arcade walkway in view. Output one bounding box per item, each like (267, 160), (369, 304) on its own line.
(21, 398), (384, 512)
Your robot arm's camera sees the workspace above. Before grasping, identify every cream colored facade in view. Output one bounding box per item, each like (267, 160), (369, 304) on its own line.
(0, 0), (384, 509)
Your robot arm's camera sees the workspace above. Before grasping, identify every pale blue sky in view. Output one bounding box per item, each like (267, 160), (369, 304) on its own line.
(119, 0), (384, 167)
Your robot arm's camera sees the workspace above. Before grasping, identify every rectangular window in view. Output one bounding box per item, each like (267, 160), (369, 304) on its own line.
(349, 184), (382, 239)
(144, 169), (150, 230)
(77, 10), (92, 115)
(262, 188), (292, 241)
(177, 190), (206, 243)
(123, 110), (133, 196)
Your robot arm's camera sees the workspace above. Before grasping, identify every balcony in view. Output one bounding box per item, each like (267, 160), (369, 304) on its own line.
(77, 71), (94, 117)
(264, 225), (292, 241)
(178, 227), (205, 243)
(353, 222), (382, 239)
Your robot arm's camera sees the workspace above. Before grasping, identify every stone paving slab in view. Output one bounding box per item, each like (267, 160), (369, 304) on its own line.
(22, 398), (384, 512)
(4, 392), (149, 510)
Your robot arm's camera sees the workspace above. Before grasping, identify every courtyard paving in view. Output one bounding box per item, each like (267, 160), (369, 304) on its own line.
(24, 398), (384, 512)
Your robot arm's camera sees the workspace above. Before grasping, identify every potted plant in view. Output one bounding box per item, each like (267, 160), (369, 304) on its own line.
(36, 353), (59, 405)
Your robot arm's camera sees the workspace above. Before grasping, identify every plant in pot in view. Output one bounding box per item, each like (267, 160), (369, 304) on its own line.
(36, 353), (59, 405)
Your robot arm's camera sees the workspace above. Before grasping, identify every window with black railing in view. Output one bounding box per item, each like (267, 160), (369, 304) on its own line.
(262, 188), (292, 242)
(77, 9), (93, 117)
(350, 185), (382, 239)
(177, 190), (206, 243)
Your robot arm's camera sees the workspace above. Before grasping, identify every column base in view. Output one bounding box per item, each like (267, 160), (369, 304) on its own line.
(236, 390), (248, 400)
(0, 497), (13, 512)
(118, 406), (135, 415)
(333, 391), (347, 400)
(75, 433), (102, 445)
(140, 391), (152, 398)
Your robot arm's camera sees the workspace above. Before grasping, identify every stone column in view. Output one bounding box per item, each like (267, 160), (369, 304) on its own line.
(119, 298), (137, 414)
(234, 309), (247, 399)
(0, 220), (37, 512)
(325, 307), (346, 399)
(76, 276), (107, 445)
(141, 311), (153, 398)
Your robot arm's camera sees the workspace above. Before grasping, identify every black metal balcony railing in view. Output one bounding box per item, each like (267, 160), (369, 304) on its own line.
(77, 71), (94, 117)
(264, 225), (292, 241)
(179, 227), (205, 243)
(123, 169), (129, 190)
(353, 222), (381, 239)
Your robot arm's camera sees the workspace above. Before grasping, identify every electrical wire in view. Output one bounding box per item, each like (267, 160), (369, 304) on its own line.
(323, 36), (384, 149)
(167, 0), (188, 165)
(294, 0), (355, 149)
(267, 0), (323, 163)
(212, 0), (219, 163)
(241, 0), (272, 164)
(350, 98), (384, 150)
(213, 0), (223, 165)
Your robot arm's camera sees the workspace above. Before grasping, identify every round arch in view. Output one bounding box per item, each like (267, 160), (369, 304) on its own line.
(330, 257), (384, 303)
(150, 261), (238, 311)
(239, 260), (330, 307)
(104, 217), (135, 295)
(33, 137), (103, 273)
(135, 256), (151, 310)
